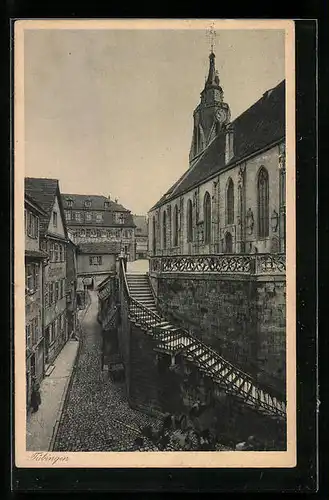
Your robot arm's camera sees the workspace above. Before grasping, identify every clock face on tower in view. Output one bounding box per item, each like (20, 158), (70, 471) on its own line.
(215, 108), (227, 124)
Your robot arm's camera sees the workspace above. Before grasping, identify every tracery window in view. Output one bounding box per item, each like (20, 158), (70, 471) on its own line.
(257, 167), (269, 238)
(162, 211), (167, 250)
(173, 204), (179, 247)
(226, 178), (234, 225)
(203, 192), (211, 244)
(187, 199), (193, 243)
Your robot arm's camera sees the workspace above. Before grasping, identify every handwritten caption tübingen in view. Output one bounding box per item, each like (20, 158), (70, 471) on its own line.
(30, 452), (69, 465)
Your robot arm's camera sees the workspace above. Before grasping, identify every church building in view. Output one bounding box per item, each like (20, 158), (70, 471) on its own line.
(148, 50), (286, 257)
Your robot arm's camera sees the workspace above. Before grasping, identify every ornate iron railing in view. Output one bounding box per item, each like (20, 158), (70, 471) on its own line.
(129, 296), (162, 331)
(119, 258), (286, 421)
(149, 253), (286, 275)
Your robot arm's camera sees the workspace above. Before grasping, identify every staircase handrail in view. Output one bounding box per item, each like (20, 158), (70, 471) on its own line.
(122, 263), (286, 419)
(147, 274), (285, 403)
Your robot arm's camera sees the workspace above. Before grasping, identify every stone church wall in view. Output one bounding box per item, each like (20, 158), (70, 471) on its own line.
(152, 273), (286, 396)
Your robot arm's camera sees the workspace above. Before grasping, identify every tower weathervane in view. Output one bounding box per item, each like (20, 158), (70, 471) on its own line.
(207, 21), (217, 53)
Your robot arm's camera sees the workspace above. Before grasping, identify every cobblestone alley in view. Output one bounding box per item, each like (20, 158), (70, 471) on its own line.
(53, 291), (161, 452)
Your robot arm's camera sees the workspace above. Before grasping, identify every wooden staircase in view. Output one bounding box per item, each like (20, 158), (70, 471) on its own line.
(124, 271), (286, 421)
(126, 274), (158, 314)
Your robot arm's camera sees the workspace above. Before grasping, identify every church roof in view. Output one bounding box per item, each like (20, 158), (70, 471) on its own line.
(25, 177), (68, 239)
(150, 79), (285, 211)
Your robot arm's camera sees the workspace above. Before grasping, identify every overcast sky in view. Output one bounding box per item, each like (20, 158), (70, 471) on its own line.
(24, 27), (285, 214)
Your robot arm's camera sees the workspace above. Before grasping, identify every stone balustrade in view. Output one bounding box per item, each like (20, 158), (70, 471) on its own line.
(149, 253), (286, 275)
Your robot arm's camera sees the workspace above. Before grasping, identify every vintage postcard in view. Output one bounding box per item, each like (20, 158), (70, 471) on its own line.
(14, 18), (296, 468)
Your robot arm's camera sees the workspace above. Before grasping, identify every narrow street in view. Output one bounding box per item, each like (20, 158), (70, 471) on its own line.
(53, 290), (161, 452)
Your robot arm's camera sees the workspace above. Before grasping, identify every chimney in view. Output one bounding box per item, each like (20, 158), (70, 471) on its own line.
(108, 194), (111, 200)
(225, 124), (234, 165)
(115, 198), (118, 203)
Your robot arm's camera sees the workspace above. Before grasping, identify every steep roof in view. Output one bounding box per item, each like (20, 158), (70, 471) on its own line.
(62, 193), (136, 228)
(150, 80), (285, 211)
(24, 193), (48, 217)
(77, 242), (121, 255)
(25, 177), (68, 238)
(133, 215), (148, 236)
(61, 193), (128, 212)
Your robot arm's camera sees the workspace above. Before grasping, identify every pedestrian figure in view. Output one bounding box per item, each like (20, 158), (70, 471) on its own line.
(30, 377), (41, 413)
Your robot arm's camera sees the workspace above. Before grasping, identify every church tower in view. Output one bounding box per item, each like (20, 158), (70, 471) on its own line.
(189, 50), (231, 165)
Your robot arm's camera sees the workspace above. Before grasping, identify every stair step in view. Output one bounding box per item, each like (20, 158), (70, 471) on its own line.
(127, 284), (149, 287)
(159, 324), (177, 331)
(131, 294), (154, 298)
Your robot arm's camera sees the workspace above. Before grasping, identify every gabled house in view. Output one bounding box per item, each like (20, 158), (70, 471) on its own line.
(25, 178), (70, 367)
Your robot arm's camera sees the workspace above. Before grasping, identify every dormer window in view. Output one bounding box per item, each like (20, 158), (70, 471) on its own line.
(115, 212), (125, 224)
(104, 201), (110, 209)
(66, 199), (73, 208)
(84, 200), (91, 208)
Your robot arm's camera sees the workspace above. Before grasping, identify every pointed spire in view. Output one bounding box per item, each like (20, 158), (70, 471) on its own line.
(205, 51), (220, 89)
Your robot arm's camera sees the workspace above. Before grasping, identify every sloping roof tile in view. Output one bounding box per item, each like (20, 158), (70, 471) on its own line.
(150, 80), (285, 211)
(25, 177), (68, 238)
(62, 193), (128, 212)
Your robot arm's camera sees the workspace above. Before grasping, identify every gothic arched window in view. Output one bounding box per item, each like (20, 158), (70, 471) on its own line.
(203, 191), (211, 244)
(173, 204), (179, 247)
(162, 211), (167, 250)
(257, 167), (269, 238)
(152, 216), (156, 254)
(187, 199), (193, 243)
(226, 178), (234, 225)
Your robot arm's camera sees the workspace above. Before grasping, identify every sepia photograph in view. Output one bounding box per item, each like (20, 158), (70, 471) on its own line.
(14, 19), (296, 468)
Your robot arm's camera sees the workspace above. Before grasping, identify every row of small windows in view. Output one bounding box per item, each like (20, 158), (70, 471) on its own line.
(45, 313), (66, 345)
(44, 279), (66, 308)
(65, 211), (103, 223)
(26, 316), (39, 349)
(153, 167), (270, 249)
(25, 263), (40, 294)
(89, 256), (103, 266)
(66, 200), (111, 209)
(65, 211), (126, 224)
(25, 210), (39, 239)
(49, 242), (66, 263)
(72, 228), (132, 239)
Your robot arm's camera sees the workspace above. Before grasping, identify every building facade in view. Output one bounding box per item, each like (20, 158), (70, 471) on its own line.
(148, 52), (286, 257)
(133, 215), (148, 259)
(25, 194), (48, 408)
(62, 194), (136, 264)
(76, 241), (120, 289)
(25, 178), (70, 367)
